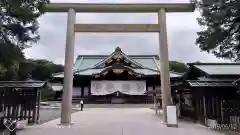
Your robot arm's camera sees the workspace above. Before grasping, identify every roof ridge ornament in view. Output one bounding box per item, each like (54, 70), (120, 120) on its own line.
(94, 47), (143, 68)
(115, 46), (122, 52)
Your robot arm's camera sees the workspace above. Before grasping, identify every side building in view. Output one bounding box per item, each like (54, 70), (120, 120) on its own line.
(177, 63), (240, 126)
(50, 47), (184, 103)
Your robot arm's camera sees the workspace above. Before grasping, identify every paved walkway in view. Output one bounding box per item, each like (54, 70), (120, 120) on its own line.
(17, 108), (224, 135)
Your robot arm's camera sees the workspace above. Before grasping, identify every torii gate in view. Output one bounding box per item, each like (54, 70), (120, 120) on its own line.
(44, 3), (195, 126)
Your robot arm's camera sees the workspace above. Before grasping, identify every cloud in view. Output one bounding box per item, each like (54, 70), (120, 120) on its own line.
(24, 0), (230, 65)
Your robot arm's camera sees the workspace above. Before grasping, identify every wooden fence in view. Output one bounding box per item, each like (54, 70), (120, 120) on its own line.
(0, 81), (45, 125)
(222, 99), (240, 132)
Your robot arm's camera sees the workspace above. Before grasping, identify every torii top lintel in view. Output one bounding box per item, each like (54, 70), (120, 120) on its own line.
(44, 3), (195, 13)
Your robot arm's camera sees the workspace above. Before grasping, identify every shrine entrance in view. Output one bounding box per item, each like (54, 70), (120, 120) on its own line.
(44, 2), (195, 125)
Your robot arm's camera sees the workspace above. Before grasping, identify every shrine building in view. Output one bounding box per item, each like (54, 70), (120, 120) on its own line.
(50, 47), (183, 103)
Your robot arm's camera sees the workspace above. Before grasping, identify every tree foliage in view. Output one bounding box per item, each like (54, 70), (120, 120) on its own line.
(0, 64), (6, 78)
(0, 43), (24, 80)
(0, 58), (64, 81)
(18, 59), (64, 81)
(0, 0), (49, 48)
(196, 0), (240, 61)
(169, 61), (189, 73)
(30, 59), (63, 80)
(0, 0), (50, 80)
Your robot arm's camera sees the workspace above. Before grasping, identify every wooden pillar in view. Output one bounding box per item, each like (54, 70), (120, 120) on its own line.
(179, 91), (183, 117)
(212, 94), (216, 119)
(192, 88), (197, 122)
(36, 90), (41, 124)
(199, 88), (205, 124)
(81, 86), (84, 98)
(195, 88), (200, 122)
(203, 90), (207, 124)
(146, 81), (148, 104)
(88, 85), (91, 96)
(146, 81), (148, 93)
(216, 95), (219, 120)
(32, 89), (37, 124)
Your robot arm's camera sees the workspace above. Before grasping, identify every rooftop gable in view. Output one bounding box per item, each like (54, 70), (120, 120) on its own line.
(74, 47), (160, 71)
(94, 47), (144, 68)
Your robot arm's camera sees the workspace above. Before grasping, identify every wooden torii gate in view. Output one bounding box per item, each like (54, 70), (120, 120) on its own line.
(44, 2), (195, 126)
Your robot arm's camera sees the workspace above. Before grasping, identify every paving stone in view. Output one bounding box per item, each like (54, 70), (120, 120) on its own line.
(17, 108), (224, 135)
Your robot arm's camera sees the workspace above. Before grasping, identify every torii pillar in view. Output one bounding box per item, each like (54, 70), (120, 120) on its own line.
(61, 8), (75, 125)
(44, 3), (195, 126)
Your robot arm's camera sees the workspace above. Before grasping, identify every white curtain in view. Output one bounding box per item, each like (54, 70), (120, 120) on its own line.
(91, 81), (116, 95)
(91, 81), (146, 95)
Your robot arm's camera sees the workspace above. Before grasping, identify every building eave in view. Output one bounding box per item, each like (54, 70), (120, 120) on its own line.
(93, 47), (144, 68)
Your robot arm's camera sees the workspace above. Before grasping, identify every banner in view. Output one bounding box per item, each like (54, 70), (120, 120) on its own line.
(91, 81), (146, 95)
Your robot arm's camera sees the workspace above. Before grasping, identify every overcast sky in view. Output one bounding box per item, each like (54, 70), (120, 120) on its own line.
(23, 0), (231, 64)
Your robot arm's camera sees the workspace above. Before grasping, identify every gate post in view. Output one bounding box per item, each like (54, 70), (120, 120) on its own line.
(158, 8), (173, 124)
(61, 8), (76, 125)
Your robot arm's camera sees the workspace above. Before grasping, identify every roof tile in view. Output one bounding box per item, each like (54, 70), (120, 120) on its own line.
(194, 64), (240, 75)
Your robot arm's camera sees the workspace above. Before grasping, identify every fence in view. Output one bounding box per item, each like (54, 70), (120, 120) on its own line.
(177, 90), (197, 122)
(0, 88), (40, 123)
(0, 81), (45, 125)
(222, 99), (240, 132)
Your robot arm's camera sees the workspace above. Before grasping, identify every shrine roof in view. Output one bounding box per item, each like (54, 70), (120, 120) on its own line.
(75, 54), (160, 71)
(186, 80), (235, 87)
(75, 47), (159, 71)
(0, 81), (46, 88)
(188, 63), (240, 76)
(52, 47), (184, 78)
(74, 68), (182, 77)
(52, 69), (183, 78)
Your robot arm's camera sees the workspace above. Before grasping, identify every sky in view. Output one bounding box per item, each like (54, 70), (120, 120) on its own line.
(23, 0), (231, 64)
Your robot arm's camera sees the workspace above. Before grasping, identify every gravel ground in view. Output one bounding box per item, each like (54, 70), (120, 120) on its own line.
(18, 108), (224, 135)
(39, 108), (78, 124)
(37, 104), (153, 124)
(41, 102), (154, 108)
(0, 108), (77, 135)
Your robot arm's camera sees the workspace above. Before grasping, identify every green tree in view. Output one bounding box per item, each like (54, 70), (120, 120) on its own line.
(0, 64), (7, 78)
(18, 59), (64, 81)
(196, 0), (240, 61)
(0, 0), (50, 80)
(169, 61), (189, 73)
(31, 59), (54, 80)
(0, 0), (50, 48)
(18, 59), (36, 80)
(0, 43), (24, 80)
